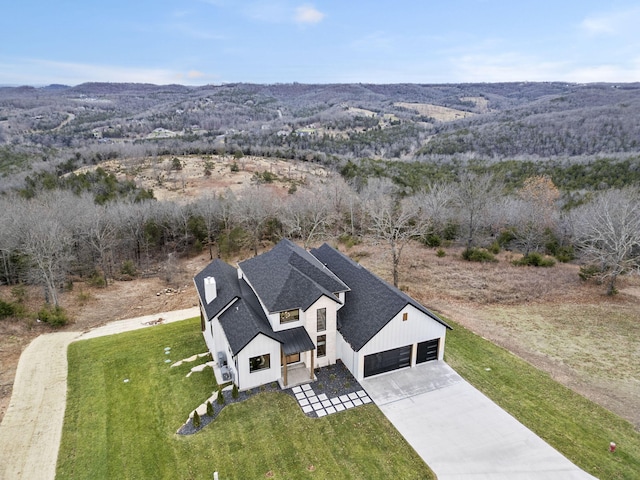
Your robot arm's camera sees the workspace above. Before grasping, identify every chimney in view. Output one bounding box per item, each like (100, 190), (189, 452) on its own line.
(204, 276), (217, 303)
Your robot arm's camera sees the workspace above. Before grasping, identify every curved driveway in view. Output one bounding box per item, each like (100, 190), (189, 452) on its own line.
(0, 307), (199, 480)
(361, 361), (598, 480)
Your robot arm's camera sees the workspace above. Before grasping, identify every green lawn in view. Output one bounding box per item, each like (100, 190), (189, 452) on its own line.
(57, 318), (434, 479)
(445, 319), (640, 480)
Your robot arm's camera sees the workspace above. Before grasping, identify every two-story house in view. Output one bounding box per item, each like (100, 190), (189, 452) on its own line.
(194, 239), (450, 391)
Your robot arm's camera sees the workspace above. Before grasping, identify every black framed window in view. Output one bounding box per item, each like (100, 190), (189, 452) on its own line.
(249, 354), (271, 372)
(317, 308), (326, 332)
(279, 309), (299, 324)
(317, 335), (326, 357)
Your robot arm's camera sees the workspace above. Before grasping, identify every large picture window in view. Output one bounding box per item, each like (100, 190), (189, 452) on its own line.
(317, 308), (326, 332)
(279, 309), (299, 324)
(317, 335), (326, 358)
(249, 354), (271, 372)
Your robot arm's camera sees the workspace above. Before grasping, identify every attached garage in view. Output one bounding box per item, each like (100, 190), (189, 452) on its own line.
(364, 345), (412, 377)
(416, 339), (439, 364)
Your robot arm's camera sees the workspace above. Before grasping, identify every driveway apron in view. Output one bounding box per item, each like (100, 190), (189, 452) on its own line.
(361, 361), (598, 480)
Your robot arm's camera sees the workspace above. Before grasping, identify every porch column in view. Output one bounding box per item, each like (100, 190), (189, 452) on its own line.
(309, 349), (314, 380)
(281, 347), (288, 387)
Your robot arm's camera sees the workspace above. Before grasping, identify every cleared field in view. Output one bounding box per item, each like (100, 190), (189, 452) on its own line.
(394, 102), (475, 121)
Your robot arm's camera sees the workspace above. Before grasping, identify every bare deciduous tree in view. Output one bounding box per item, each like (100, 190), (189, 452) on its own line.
(363, 178), (424, 287)
(414, 181), (455, 241)
(282, 184), (333, 248)
(233, 187), (279, 256)
(452, 172), (502, 248)
(194, 194), (222, 259)
(16, 195), (75, 306)
(573, 188), (640, 295)
(511, 176), (560, 255)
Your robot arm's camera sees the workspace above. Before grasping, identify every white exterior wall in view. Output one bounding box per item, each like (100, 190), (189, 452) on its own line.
(200, 304), (215, 354)
(302, 295), (338, 368)
(336, 332), (357, 374)
(235, 334), (281, 391)
(349, 305), (447, 381)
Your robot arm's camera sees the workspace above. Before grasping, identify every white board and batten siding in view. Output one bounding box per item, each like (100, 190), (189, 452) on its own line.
(304, 295), (339, 368)
(236, 333), (281, 391)
(350, 304), (447, 381)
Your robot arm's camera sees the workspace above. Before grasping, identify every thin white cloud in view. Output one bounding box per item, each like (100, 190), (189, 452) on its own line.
(0, 58), (217, 86)
(350, 32), (395, 52)
(452, 52), (640, 83)
(581, 7), (640, 36)
(294, 4), (325, 24)
(243, 1), (289, 23)
(167, 22), (224, 40)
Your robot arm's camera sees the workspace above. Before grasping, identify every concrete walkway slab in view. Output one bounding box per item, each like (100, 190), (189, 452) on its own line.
(361, 362), (597, 480)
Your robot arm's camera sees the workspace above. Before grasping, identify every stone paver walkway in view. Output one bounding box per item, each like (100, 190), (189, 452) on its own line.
(291, 384), (371, 417)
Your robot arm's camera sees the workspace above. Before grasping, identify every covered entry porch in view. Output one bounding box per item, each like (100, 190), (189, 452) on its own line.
(277, 327), (316, 389)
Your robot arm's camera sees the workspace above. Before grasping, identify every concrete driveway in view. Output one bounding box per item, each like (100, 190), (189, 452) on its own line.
(361, 362), (598, 480)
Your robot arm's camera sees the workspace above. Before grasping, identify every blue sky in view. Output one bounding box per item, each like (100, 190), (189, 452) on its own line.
(2, 1), (640, 85)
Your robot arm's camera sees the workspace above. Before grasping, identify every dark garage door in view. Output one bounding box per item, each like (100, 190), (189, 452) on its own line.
(364, 345), (412, 377)
(416, 339), (439, 364)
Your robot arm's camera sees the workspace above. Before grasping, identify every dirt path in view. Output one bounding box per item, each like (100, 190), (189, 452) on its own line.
(0, 307), (199, 480)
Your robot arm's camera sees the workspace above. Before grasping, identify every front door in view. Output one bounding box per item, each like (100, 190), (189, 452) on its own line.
(285, 352), (300, 364)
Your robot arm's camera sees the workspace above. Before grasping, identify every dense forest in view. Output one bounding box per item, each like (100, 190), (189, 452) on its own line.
(0, 82), (639, 322)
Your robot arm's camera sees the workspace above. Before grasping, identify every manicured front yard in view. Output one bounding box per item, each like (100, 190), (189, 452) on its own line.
(57, 318), (434, 479)
(445, 319), (640, 480)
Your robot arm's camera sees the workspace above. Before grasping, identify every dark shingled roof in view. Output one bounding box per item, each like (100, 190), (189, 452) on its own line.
(310, 243), (451, 352)
(196, 259), (315, 356)
(239, 239), (349, 313)
(193, 259), (241, 320)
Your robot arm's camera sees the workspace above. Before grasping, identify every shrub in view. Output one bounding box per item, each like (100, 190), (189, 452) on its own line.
(206, 400), (214, 417)
(422, 233), (441, 248)
(442, 222), (459, 241)
(230, 162), (240, 172)
(488, 241), (500, 255)
(553, 246), (575, 263)
(232, 383), (239, 399)
(512, 252), (556, 267)
(497, 228), (516, 247)
(0, 299), (16, 319)
(338, 234), (361, 249)
(120, 260), (137, 277)
(192, 410), (200, 428)
(436, 248), (446, 258)
(37, 305), (69, 326)
(216, 388), (225, 405)
(579, 264), (603, 282)
(462, 247), (498, 263)
(11, 285), (27, 303)
(87, 270), (106, 287)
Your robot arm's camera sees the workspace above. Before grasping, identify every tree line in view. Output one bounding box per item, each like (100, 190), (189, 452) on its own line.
(1, 172), (638, 324)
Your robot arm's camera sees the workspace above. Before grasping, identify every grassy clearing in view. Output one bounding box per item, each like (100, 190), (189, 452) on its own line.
(484, 303), (640, 382)
(445, 319), (640, 480)
(57, 317), (433, 480)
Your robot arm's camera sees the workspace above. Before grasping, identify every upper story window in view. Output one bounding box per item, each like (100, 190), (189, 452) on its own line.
(279, 309), (300, 324)
(317, 308), (326, 332)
